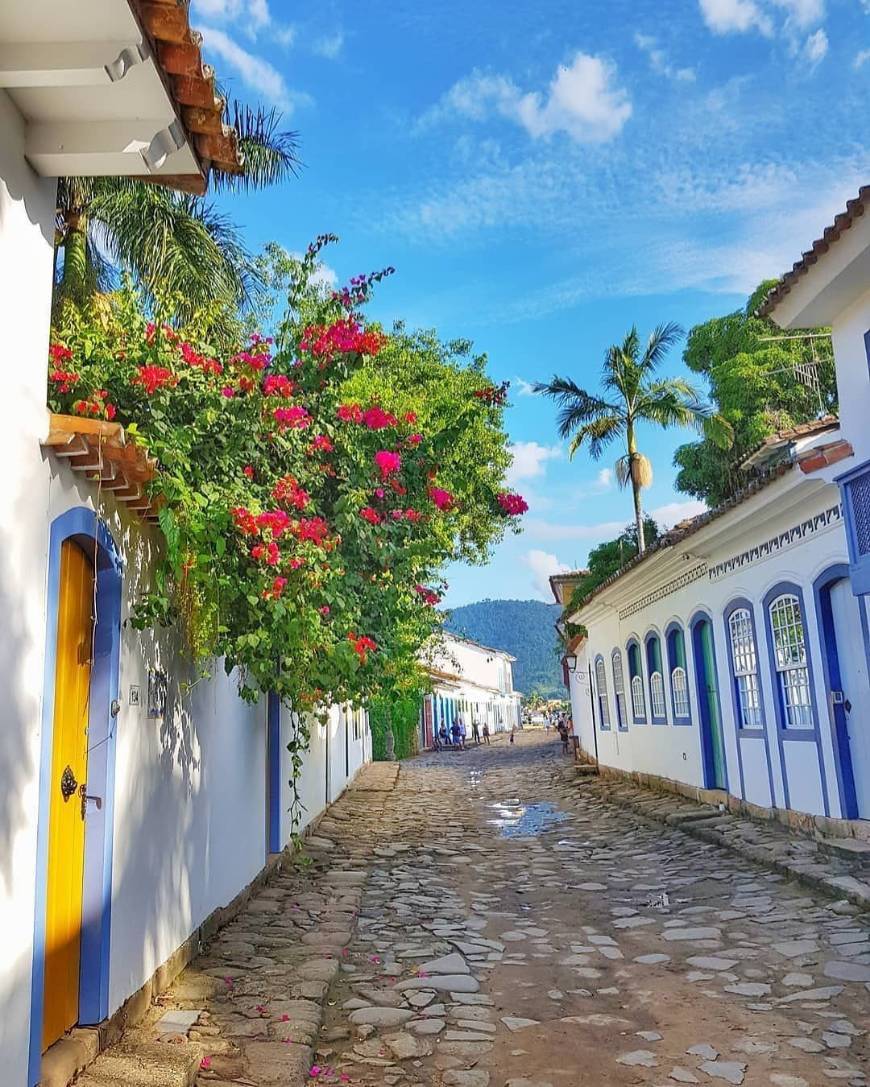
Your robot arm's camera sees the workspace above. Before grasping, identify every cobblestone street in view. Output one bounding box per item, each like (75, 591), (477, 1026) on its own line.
(81, 731), (869, 1087)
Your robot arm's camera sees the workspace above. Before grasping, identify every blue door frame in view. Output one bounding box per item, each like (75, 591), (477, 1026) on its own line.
(813, 565), (862, 819)
(29, 509), (122, 1086)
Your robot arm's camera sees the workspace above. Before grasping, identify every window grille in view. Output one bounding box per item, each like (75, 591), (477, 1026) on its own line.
(846, 469), (870, 557)
(612, 650), (627, 727)
(631, 674), (645, 718)
(595, 657), (610, 727)
(729, 608), (763, 728)
(650, 671), (666, 717)
(671, 666), (689, 717)
(769, 594), (813, 728)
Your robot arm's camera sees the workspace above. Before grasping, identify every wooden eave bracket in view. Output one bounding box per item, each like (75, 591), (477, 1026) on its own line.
(43, 413), (160, 522)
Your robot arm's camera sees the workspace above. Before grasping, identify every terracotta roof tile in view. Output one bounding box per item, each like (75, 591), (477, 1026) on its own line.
(757, 186), (870, 317)
(569, 463), (793, 615)
(128, 0), (245, 194)
(737, 415), (840, 470)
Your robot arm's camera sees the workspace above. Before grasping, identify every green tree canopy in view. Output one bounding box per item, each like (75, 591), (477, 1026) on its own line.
(673, 281), (836, 506)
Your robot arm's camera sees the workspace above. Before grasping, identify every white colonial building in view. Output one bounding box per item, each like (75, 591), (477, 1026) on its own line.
(421, 633), (522, 746)
(558, 185), (870, 832)
(0, 5), (370, 1085)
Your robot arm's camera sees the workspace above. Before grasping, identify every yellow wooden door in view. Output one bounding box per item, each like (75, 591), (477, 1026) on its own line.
(43, 540), (94, 1050)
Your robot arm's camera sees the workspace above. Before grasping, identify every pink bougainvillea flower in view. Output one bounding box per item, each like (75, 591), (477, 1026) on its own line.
(406, 433), (423, 446)
(308, 434), (334, 453)
(272, 475), (310, 510)
(428, 486), (455, 511)
(243, 465), (255, 480)
(273, 405), (311, 430)
(336, 403), (363, 424)
(362, 405), (398, 430)
(223, 977), (234, 988)
(132, 364), (178, 396)
(308, 1065), (322, 1078)
(221, 386), (235, 398)
(497, 491), (529, 516)
(403, 411), (418, 424)
(374, 450), (401, 479)
(262, 374), (295, 398)
(281, 1013), (290, 1022)
(359, 506), (381, 526)
(262, 576), (288, 601)
(200, 1056), (212, 1070)
(369, 954), (381, 963)
(292, 517), (330, 546)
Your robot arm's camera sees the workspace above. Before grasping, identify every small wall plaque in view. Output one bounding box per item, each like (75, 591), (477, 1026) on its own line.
(129, 685), (141, 706)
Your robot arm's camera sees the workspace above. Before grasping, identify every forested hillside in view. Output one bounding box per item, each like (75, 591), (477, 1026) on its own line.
(444, 598), (563, 698)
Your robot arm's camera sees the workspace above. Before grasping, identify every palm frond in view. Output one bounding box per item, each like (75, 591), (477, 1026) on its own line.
(212, 102), (301, 192)
(534, 376), (622, 441)
(702, 412), (734, 449)
(567, 413), (624, 460)
(614, 452), (653, 490)
(640, 321), (685, 374)
(88, 186), (263, 316)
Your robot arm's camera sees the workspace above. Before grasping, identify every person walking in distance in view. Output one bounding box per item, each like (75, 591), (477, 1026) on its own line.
(482, 719), (491, 745)
(458, 714), (467, 751)
(471, 716), (481, 745)
(451, 717), (462, 750)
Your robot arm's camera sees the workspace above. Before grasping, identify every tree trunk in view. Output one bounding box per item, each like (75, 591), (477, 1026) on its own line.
(58, 212), (89, 307)
(627, 424), (645, 555)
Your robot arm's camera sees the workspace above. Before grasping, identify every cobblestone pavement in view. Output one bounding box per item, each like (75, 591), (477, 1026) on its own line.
(77, 730), (869, 1087)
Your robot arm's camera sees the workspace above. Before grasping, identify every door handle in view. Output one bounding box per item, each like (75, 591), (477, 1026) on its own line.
(80, 784), (102, 820)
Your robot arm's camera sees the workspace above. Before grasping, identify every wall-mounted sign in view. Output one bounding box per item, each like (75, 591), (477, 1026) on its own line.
(129, 685), (141, 707)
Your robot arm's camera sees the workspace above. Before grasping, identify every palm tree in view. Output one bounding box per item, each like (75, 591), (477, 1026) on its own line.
(54, 104), (299, 319)
(535, 323), (732, 555)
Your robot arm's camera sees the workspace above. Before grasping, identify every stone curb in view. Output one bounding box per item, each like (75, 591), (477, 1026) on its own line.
(576, 773), (870, 914)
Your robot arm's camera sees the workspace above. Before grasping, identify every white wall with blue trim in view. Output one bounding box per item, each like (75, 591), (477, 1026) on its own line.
(568, 467), (870, 824)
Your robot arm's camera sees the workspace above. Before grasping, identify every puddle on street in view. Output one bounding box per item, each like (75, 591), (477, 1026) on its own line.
(487, 800), (569, 837)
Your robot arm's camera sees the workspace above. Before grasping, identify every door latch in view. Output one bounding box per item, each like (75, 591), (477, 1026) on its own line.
(80, 784), (102, 820)
(60, 765), (78, 801)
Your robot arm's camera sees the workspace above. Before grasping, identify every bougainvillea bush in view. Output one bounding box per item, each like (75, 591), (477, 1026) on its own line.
(49, 238), (524, 800)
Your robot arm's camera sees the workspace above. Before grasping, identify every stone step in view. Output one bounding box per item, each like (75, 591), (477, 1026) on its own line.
(74, 1044), (199, 1087)
(816, 836), (870, 865)
(574, 763), (599, 777)
(664, 807), (720, 826)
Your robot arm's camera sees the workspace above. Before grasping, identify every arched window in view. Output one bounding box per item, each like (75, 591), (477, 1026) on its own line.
(645, 633), (667, 723)
(666, 625), (691, 722)
(594, 656), (611, 730)
(727, 605), (763, 728)
(627, 640), (646, 722)
(768, 592), (814, 729)
(612, 649), (628, 730)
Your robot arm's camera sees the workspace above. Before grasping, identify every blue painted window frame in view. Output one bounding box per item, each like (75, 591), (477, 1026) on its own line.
(762, 582), (819, 734)
(30, 509), (123, 1087)
(626, 638), (646, 723)
(723, 598), (767, 731)
(665, 622), (691, 725)
(594, 654), (611, 730)
(836, 458), (870, 596)
(644, 630), (668, 724)
(611, 648), (629, 731)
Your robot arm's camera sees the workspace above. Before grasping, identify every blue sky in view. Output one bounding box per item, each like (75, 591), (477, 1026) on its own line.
(193, 0), (870, 606)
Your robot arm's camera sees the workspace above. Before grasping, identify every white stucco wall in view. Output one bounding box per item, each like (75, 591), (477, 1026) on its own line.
(0, 88), (62, 1085)
(573, 474), (855, 820)
(832, 285), (870, 466)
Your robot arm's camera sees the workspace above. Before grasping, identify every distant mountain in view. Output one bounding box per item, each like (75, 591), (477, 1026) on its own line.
(443, 598), (564, 698)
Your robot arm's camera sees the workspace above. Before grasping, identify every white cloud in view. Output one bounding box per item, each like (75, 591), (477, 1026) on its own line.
(772, 0), (825, 29)
(429, 52), (632, 145)
(506, 441), (561, 486)
(523, 549), (571, 600)
(634, 33), (697, 83)
(698, 0), (774, 35)
(649, 499), (708, 528)
(288, 251), (338, 289)
(198, 27), (307, 111)
(596, 467), (614, 489)
(803, 28), (829, 66)
(313, 31), (345, 59)
(513, 377), (539, 396)
(191, 0), (295, 48)
(523, 517), (627, 542)
(855, 48), (870, 68)
(274, 25), (297, 47)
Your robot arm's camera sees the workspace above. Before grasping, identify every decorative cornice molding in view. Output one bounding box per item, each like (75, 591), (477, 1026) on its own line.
(619, 563), (708, 621)
(708, 504), (842, 582)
